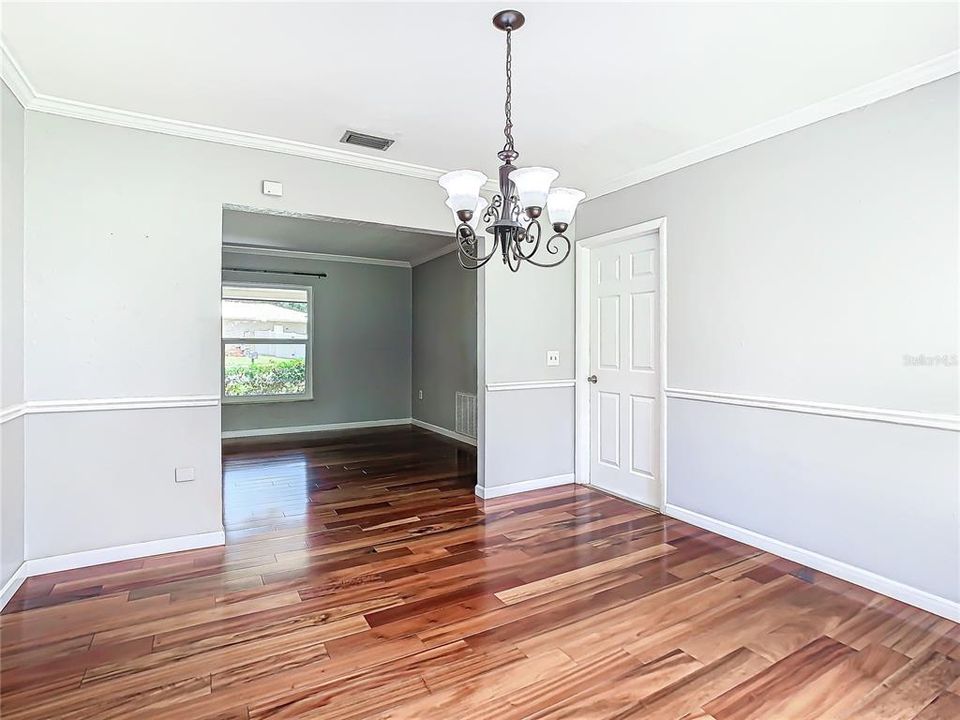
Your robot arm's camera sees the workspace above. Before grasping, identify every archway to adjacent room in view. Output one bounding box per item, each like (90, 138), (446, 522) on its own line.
(217, 206), (479, 537)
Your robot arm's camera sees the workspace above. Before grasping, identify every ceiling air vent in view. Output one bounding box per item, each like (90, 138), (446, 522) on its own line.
(339, 130), (395, 151)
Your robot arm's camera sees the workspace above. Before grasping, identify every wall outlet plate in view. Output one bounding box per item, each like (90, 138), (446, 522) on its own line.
(262, 180), (283, 197)
(418, 390), (423, 400)
(546, 350), (560, 367)
(175, 467), (196, 483)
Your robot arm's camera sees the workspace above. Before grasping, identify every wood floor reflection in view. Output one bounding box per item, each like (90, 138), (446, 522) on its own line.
(1, 426), (957, 719)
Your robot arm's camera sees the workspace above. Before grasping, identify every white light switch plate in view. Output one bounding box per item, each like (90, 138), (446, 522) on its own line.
(175, 467), (195, 483)
(546, 350), (560, 367)
(262, 180), (283, 197)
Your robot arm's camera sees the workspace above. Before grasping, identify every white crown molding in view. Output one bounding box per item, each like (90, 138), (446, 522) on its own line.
(665, 387), (959, 432)
(29, 98), (447, 183)
(0, 42), (35, 107)
(665, 504), (959, 621)
(486, 379), (576, 392)
(222, 417), (412, 439)
(411, 418), (477, 447)
(588, 50), (960, 199)
(0, 40), (500, 191)
(223, 244), (412, 269)
(410, 242), (458, 267)
(7, 39), (954, 201)
(476, 473), (574, 500)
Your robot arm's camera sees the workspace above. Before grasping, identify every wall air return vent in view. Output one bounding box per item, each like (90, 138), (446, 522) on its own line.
(339, 130), (395, 151)
(456, 392), (478, 439)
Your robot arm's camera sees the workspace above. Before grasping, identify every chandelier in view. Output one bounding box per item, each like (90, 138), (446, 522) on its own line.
(437, 9), (585, 272)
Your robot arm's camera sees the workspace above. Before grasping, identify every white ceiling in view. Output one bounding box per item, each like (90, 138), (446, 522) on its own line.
(221, 209), (451, 264)
(3, 2), (957, 194)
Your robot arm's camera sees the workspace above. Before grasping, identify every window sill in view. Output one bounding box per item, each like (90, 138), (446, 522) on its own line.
(222, 394), (314, 406)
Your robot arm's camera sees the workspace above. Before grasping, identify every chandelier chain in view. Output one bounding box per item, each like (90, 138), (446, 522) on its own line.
(503, 28), (515, 153)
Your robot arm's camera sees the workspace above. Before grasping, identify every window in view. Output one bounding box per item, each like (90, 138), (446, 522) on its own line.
(221, 283), (312, 402)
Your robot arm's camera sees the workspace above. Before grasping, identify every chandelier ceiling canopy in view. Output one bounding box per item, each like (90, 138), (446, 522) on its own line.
(437, 9), (585, 272)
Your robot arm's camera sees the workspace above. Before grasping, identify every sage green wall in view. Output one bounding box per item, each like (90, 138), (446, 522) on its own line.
(412, 251), (477, 433)
(221, 249), (412, 433)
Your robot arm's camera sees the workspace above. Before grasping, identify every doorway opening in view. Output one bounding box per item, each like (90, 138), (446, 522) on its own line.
(218, 206), (479, 531)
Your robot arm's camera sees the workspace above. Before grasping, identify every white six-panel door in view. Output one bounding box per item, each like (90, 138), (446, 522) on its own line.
(589, 231), (661, 508)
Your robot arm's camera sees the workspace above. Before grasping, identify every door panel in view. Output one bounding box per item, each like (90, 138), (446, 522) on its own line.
(589, 230), (660, 508)
(598, 391), (621, 468)
(630, 249), (655, 278)
(630, 292), (655, 371)
(598, 296), (620, 369)
(629, 395), (655, 476)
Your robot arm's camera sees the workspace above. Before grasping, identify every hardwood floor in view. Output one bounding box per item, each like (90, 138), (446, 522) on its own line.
(1, 425), (957, 719)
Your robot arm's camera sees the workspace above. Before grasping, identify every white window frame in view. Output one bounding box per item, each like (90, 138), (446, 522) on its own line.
(221, 281), (314, 404)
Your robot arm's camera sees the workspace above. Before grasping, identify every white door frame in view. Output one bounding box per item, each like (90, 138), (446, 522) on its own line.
(574, 217), (668, 512)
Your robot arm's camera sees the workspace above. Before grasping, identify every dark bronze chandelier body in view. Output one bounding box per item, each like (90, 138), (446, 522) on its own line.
(443, 10), (583, 272)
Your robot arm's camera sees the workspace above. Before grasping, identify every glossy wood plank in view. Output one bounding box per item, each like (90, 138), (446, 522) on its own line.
(0, 425), (956, 719)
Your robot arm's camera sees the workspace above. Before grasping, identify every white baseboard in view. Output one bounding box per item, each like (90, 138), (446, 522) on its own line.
(22, 530), (226, 578)
(0, 563), (28, 609)
(222, 418), (412, 439)
(1, 530), (226, 611)
(411, 418), (477, 447)
(476, 473), (575, 500)
(665, 504), (959, 622)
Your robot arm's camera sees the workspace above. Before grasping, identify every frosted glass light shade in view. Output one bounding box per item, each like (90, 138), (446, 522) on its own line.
(508, 167), (558, 209)
(547, 188), (586, 226)
(446, 197), (488, 231)
(438, 170), (488, 213)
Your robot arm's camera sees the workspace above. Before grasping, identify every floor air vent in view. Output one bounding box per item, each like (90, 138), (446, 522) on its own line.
(456, 392), (477, 439)
(339, 130), (395, 151)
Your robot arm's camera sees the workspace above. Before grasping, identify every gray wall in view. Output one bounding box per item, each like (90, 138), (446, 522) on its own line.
(222, 250), (412, 433)
(412, 251), (476, 433)
(577, 76), (959, 604)
(1, 82), (26, 589)
(22, 109), (449, 561)
(479, 232), (577, 491)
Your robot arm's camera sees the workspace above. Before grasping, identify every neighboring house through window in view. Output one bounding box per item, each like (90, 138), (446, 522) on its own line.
(221, 283), (312, 402)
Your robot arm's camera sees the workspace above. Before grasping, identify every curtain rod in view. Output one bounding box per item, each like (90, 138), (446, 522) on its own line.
(223, 268), (327, 279)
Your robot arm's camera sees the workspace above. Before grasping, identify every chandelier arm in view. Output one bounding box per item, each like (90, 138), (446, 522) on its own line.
(457, 240), (497, 270)
(457, 225), (497, 261)
(504, 238), (523, 273)
(457, 225), (500, 270)
(518, 232), (572, 268)
(509, 196), (523, 222)
(483, 195), (502, 222)
(456, 225), (474, 252)
(459, 247), (499, 270)
(513, 219), (541, 259)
